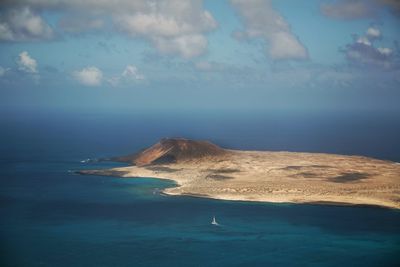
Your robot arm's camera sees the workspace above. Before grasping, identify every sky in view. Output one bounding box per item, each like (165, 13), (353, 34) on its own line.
(0, 0), (399, 113)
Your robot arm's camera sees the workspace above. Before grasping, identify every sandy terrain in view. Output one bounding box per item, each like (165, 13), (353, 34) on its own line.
(80, 149), (400, 209)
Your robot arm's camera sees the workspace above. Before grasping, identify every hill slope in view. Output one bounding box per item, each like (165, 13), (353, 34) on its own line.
(114, 138), (226, 166)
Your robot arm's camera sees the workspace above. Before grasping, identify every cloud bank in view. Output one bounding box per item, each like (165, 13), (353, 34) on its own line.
(0, 0), (217, 58)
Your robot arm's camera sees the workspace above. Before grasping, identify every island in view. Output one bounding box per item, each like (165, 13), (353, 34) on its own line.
(78, 138), (400, 209)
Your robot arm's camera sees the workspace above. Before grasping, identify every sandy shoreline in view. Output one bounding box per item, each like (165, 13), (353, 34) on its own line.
(78, 149), (400, 209)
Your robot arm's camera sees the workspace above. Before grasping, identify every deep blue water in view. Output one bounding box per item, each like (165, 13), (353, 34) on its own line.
(1, 110), (400, 266)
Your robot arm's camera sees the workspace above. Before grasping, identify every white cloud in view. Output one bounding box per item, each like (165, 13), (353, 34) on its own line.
(0, 0), (148, 13)
(73, 66), (103, 86)
(356, 36), (371, 46)
(0, 7), (53, 41)
(17, 51), (38, 73)
(0, 0), (216, 58)
(108, 65), (145, 87)
(377, 47), (392, 56)
(366, 27), (381, 39)
(342, 27), (397, 69)
(355, 27), (381, 46)
(230, 0), (308, 60)
(152, 34), (208, 58)
(321, 0), (374, 19)
(114, 0), (217, 58)
(269, 31), (309, 60)
(122, 65), (144, 80)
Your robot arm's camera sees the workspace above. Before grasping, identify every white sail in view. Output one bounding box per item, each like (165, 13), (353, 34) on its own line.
(211, 216), (219, 225)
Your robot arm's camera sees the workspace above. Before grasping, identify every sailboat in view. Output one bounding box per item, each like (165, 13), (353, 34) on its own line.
(211, 216), (219, 226)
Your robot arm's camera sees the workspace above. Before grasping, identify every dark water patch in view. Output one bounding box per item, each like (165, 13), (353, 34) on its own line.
(330, 172), (370, 183)
(23, 198), (208, 224)
(224, 200), (400, 235)
(0, 195), (18, 207)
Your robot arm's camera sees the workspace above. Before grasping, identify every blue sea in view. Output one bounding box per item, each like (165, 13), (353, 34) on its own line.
(1, 110), (400, 267)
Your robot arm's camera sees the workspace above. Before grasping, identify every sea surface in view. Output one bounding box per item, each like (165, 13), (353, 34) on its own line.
(1, 110), (400, 266)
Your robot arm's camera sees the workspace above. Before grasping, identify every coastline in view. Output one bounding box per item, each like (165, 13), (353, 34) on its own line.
(78, 149), (400, 209)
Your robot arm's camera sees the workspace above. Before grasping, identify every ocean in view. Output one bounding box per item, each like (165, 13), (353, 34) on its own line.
(1, 110), (399, 266)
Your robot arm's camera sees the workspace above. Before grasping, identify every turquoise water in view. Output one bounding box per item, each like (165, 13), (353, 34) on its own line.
(1, 111), (400, 266)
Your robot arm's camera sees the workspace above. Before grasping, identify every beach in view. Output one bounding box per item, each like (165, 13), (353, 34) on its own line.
(80, 149), (400, 209)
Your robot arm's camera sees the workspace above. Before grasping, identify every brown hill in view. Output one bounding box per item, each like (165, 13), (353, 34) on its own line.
(113, 138), (226, 166)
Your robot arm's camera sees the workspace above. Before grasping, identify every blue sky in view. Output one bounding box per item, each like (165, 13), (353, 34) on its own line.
(0, 0), (399, 113)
